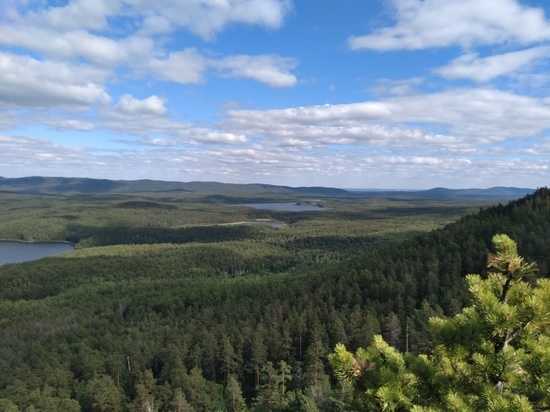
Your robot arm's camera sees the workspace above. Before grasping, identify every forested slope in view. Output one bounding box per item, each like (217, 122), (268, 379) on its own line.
(330, 234), (550, 411)
(0, 176), (348, 198)
(0, 188), (548, 411)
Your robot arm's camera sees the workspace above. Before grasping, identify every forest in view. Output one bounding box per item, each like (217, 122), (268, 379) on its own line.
(0, 181), (548, 411)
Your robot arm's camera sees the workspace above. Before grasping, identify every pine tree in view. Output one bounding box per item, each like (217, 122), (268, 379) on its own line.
(329, 234), (550, 411)
(224, 375), (246, 412)
(254, 361), (293, 412)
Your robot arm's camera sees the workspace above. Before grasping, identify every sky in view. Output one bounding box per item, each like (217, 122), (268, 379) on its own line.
(1, 0), (550, 189)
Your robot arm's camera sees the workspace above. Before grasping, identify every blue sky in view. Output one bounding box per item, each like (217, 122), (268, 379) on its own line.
(1, 0), (549, 189)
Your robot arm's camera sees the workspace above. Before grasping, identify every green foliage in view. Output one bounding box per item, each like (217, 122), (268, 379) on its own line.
(80, 374), (124, 412)
(225, 375), (247, 412)
(1, 188), (550, 410)
(329, 234), (550, 411)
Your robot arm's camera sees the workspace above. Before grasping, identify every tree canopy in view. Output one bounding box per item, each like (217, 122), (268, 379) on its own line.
(329, 234), (550, 411)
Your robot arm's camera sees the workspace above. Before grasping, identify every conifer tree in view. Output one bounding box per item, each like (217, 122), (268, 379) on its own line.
(329, 234), (550, 411)
(224, 375), (246, 412)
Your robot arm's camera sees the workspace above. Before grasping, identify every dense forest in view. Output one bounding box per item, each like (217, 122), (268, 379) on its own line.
(330, 234), (550, 411)
(0, 185), (548, 411)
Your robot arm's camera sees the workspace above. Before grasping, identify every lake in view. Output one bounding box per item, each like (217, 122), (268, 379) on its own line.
(244, 220), (285, 228)
(238, 202), (326, 211)
(0, 240), (75, 266)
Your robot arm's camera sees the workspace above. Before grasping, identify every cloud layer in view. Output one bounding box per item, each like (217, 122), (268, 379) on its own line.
(0, 0), (549, 189)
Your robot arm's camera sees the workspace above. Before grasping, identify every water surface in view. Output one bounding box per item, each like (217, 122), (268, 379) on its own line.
(0, 240), (75, 266)
(238, 202), (326, 211)
(245, 221), (285, 228)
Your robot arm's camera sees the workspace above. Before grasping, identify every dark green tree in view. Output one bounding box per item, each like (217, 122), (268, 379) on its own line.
(224, 375), (247, 412)
(329, 234), (550, 411)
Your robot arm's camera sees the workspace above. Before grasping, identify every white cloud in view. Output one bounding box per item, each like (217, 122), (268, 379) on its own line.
(102, 114), (186, 137)
(148, 51), (299, 87)
(0, 0), (298, 93)
(379, 156), (441, 165)
(139, 14), (173, 35)
(371, 77), (424, 96)
(27, 0), (120, 31)
(227, 102), (392, 129)
(2, 0), (151, 66)
(147, 138), (178, 147)
(0, 52), (111, 108)
(386, 89), (550, 139)
(150, 49), (207, 84)
(0, 0), (293, 71)
(2, 0), (547, 189)
(349, 0), (550, 51)
(0, 24), (154, 66)
(101, 101), (247, 145)
(435, 47), (550, 82)
(224, 88), (550, 147)
(1, 130), (548, 189)
(40, 119), (96, 132)
(189, 130), (248, 144)
(214, 54), (298, 87)
(0, 135), (45, 145)
(115, 95), (167, 116)
(125, 0), (292, 40)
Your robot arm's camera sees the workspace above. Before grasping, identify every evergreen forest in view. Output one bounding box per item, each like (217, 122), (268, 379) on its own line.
(0, 181), (548, 411)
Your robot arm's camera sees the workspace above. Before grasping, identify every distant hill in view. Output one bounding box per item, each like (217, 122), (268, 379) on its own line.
(0, 176), (535, 201)
(0, 176), (349, 199)
(413, 186), (535, 199)
(354, 186), (535, 201)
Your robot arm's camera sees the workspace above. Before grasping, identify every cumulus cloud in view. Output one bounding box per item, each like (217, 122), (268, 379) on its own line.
(1, 129), (548, 189)
(175, 128), (248, 144)
(115, 95), (167, 116)
(0, 52), (111, 108)
(101, 99), (247, 145)
(349, 0), (550, 51)
(0, 138), (140, 178)
(124, 0), (292, 40)
(435, 47), (550, 82)
(0, 0), (295, 83)
(0, 0), (300, 123)
(214, 54), (298, 87)
(0, 24), (156, 66)
(227, 102), (392, 129)
(148, 50), (298, 87)
(224, 88), (550, 147)
(27, 0), (120, 31)
(150, 49), (207, 84)
(3, 0), (547, 189)
(386, 89), (550, 139)
(146, 138), (179, 147)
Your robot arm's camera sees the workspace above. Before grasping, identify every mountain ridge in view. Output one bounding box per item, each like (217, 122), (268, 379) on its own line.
(0, 176), (535, 200)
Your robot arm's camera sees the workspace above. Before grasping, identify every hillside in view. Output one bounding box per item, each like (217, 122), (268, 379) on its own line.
(410, 186), (534, 199)
(0, 176), (349, 199)
(0, 187), (548, 410)
(0, 176), (533, 202)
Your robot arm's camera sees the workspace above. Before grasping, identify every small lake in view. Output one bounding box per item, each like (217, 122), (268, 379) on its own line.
(238, 203), (326, 212)
(0, 240), (75, 266)
(245, 221), (285, 228)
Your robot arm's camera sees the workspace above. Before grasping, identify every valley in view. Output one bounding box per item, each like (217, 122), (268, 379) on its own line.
(0, 178), (547, 411)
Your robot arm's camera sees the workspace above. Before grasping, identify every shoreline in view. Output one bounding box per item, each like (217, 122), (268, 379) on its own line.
(0, 239), (76, 246)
